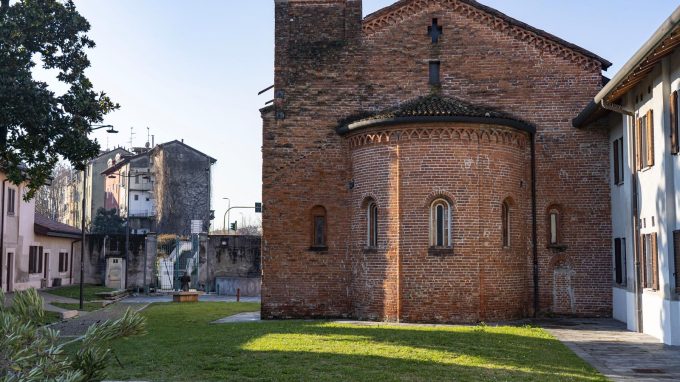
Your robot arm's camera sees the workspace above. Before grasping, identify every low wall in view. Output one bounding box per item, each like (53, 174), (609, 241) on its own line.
(203, 235), (261, 294)
(215, 276), (261, 296)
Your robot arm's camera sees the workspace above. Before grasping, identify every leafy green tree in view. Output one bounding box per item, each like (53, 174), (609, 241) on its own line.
(0, 0), (119, 199)
(0, 288), (146, 381)
(90, 207), (126, 234)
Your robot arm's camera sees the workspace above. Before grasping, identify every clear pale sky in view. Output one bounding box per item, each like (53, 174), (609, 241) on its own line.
(64, 0), (677, 231)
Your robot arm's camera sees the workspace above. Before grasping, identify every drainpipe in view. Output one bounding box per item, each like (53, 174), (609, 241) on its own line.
(396, 145), (402, 323)
(631, 117), (643, 333)
(600, 100), (642, 332)
(531, 134), (539, 317)
(0, 179), (8, 290)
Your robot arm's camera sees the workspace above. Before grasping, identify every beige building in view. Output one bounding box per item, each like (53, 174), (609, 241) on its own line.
(1, 170), (81, 292)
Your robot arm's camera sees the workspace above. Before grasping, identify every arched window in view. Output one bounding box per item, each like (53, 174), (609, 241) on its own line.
(502, 200), (511, 247)
(367, 202), (378, 248)
(311, 206), (327, 248)
(548, 206), (561, 245)
(430, 199), (451, 247)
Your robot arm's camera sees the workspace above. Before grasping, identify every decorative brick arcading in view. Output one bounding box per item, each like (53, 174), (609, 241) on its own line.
(347, 126), (527, 149)
(362, 0), (602, 71)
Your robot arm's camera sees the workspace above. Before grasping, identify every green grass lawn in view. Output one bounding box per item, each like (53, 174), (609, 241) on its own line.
(39, 310), (62, 326)
(51, 302), (102, 312)
(45, 284), (115, 302)
(102, 302), (605, 382)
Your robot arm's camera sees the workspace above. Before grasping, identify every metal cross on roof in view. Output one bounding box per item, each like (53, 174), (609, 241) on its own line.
(428, 18), (443, 43)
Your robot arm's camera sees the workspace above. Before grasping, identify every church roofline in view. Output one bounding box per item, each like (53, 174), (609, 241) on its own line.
(363, 0), (611, 70)
(336, 94), (535, 135)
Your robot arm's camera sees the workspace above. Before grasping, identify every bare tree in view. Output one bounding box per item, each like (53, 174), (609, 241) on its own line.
(34, 163), (76, 221)
(236, 216), (262, 236)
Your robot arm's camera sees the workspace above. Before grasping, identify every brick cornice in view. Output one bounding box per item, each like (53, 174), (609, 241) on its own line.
(347, 125), (528, 149)
(362, 0), (606, 71)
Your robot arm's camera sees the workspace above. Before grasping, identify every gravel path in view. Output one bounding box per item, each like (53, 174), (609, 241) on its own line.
(50, 302), (148, 337)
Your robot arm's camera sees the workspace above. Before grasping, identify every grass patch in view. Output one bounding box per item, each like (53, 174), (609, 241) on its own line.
(103, 303), (605, 382)
(45, 284), (115, 302)
(52, 302), (102, 312)
(39, 310), (62, 326)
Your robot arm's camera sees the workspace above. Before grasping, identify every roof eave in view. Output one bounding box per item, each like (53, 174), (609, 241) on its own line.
(574, 5), (680, 127)
(337, 115), (535, 135)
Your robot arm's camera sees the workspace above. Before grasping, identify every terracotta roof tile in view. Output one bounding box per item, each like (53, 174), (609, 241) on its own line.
(34, 213), (81, 237)
(338, 94), (531, 132)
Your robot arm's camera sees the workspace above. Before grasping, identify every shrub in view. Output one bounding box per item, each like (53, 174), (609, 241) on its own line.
(0, 288), (146, 381)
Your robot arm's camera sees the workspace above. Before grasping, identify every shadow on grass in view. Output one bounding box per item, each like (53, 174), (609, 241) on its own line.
(104, 303), (605, 382)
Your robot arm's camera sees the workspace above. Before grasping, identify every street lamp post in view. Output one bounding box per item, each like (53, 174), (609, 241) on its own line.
(222, 197), (230, 233)
(79, 124), (117, 310)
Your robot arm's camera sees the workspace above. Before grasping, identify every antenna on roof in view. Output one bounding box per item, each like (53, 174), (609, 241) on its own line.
(129, 127), (136, 149)
(145, 127), (151, 148)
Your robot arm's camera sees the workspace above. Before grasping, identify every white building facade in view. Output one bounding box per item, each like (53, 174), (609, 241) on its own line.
(574, 7), (680, 345)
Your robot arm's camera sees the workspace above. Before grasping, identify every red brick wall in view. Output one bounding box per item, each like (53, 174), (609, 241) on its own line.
(262, 0), (612, 321)
(349, 124), (532, 322)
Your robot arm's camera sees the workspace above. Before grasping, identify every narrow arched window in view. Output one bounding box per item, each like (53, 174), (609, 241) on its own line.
(502, 200), (510, 247)
(548, 208), (560, 245)
(367, 202), (378, 248)
(430, 199), (451, 247)
(311, 206), (327, 248)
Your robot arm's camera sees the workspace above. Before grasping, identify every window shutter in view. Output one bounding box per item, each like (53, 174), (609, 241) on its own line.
(672, 91), (679, 155)
(652, 232), (659, 290)
(619, 139), (625, 184)
(647, 110), (654, 167)
(674, 230), (680, 293)
(613, 140), (620, 184)
(635, 118), (642, 171)
(614, 238), (622, 284)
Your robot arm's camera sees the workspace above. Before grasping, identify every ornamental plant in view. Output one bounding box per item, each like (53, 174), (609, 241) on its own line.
(0, 288), (146, 382)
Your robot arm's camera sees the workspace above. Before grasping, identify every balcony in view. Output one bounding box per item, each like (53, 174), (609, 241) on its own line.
(128, 209), (156, 218)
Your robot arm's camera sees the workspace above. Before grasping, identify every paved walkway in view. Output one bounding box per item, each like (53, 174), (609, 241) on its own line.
(50, 302), (148, 337)
(3, 290), (82, 314)
(212, 311), (261, 323)
(540, 318), (680, 381)
(121, 294), (260, 304)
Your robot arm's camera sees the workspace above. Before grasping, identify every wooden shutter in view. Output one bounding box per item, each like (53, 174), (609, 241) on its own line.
(613, 140), (620, 185)
(635, 118), (642, 171)
(647, 110), (654, 167)
(614, 238), (622, 284)
(619, 139), (624, 184)
(674, 230), (680, 293)
(651, 232), (659, 290)
(672, 91), (679, 155)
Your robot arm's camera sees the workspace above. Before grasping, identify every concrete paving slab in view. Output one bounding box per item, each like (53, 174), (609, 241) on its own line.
(540, 318), (680, 382)
(212, 311), (261, 323)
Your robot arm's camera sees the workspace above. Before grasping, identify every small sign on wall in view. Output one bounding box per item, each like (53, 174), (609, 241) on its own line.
(191, 220), (202, 234)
